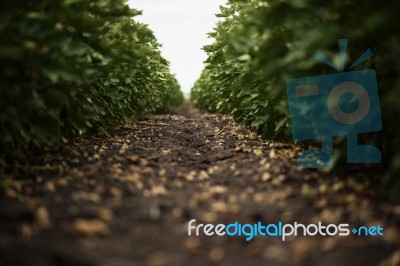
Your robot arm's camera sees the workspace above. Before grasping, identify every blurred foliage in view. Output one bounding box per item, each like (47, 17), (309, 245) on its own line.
(191, 0), (400, 200)
(0, 0), (183, 164)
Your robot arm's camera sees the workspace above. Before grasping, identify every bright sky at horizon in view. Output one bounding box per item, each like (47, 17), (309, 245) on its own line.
(128, 0), (226, 94)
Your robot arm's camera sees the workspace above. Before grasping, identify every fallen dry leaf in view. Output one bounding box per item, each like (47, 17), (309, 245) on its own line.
(66, 219), (109, 236)
(35, 206), (52, 229)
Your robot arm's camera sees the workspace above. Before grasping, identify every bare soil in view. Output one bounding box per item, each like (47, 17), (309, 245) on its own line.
(0, 105), (399, 266)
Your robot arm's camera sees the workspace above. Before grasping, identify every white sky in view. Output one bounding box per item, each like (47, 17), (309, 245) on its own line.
(128, 0), (226, 94)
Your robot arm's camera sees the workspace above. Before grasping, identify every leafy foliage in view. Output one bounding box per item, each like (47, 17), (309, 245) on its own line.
(0, 0), (183, 163)
(191, 0), (400, 200)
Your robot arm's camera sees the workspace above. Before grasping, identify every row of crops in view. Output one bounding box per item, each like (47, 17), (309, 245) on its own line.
(0, 0), (184, 164)
(191, 0), (400, 199)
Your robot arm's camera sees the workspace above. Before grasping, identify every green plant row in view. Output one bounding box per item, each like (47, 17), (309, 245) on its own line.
(0, 0), (184, 164)
(191, 0), (400, 200)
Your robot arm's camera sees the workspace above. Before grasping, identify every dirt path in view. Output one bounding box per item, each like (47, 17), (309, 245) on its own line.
(0, 107), (399, 266)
